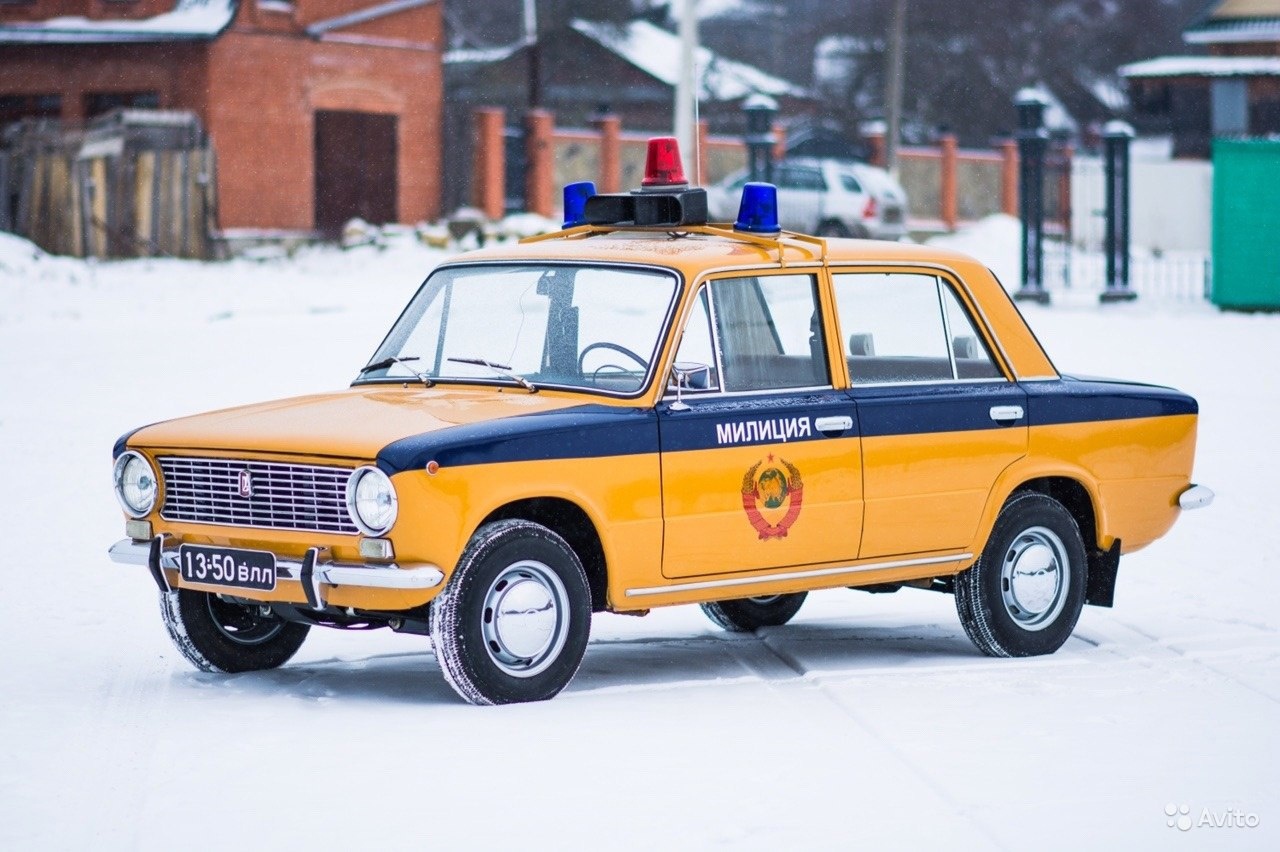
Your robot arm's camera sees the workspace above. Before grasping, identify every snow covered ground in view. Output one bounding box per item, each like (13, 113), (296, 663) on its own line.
(1, 225), (1277, 849)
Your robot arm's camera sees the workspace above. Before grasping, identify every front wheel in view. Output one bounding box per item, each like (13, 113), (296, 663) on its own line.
(955, 492), (1087, 657)
(701, 592), (808, 632)
(160, 589), (309, 673)
(430, 520), (592, 705)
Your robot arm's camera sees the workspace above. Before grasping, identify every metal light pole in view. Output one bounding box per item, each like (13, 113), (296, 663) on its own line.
(523, 0), (540, 109)
(674, 0), (700, 175)
(1014, 88), (1050, 304)
(884, 0), (907, 178)
(1100, 120), (1137, 303)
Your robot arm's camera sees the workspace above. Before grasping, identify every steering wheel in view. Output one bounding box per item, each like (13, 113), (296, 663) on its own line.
(577, 341), (649, 374)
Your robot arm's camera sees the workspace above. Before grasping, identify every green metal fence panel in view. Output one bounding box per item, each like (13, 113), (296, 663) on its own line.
(1212, 139), (1280, 310)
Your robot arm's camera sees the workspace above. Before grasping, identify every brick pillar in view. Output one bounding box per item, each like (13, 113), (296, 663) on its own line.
(1000, 139), (1018, 217)
(592, 113), (621, 194)
(472, 107), (505, 221)
(1057, 142), (1073, 235)
(940, 133), (958, 232)
(866, 128), (886, 168)
(524, 109), (554, 218)
(772, 121), (787, 162)
(697, 119), (710, 186)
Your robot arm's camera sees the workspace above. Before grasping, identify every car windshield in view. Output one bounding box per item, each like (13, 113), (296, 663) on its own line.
(358, 263), (680, 395)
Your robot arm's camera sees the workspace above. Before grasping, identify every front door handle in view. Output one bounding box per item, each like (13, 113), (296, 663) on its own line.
(989, 405), (1025, 423)
(815, 415), (854, 433)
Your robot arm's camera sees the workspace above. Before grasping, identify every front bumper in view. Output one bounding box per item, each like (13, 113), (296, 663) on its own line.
(108, 537), (444, 609)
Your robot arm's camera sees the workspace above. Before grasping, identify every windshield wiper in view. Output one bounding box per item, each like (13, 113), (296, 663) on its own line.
(358, 355), (433, 386)
(447, 357), (537, 393)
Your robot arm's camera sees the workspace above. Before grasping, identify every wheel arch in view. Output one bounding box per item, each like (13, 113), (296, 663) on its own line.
(479, 497), (608, 612)
(983, 470), (1122, 608)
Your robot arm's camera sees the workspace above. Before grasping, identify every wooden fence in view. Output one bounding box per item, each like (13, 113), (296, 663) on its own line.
(0, 110), (216, 259)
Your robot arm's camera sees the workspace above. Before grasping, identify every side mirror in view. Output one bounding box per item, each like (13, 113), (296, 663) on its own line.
(668, 361), (712, 411)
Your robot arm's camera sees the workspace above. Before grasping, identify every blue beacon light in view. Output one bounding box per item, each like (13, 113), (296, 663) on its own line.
(562, 181), (596, 227)
(734, 182), (781, 235)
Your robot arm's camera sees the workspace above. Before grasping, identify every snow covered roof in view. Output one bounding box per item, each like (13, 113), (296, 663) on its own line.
(569, 18), (807, 102)
(1120, 55), (1280, 78)
(0, 0), (236, 44)
(306, 0), (437, 38)
(1186, 0), (1280, 43)
(663, 0), (779, 23)
(444, 43), (524, 65)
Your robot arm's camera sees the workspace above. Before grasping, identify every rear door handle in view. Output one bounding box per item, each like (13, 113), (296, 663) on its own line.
(989, 405), (1025, 423)
(815, 415), (854, 433)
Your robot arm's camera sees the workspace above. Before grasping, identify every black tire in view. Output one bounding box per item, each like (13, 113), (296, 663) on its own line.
(816, 220), (851, 238)
(955, 492), (1088, 657)
(160, 589), (309, 673)
(430, 519), (592, 705)
(700, 592), (808, 632)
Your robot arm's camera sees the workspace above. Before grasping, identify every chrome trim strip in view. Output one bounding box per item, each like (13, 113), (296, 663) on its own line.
(107, 539), (444, 591)
(936, 275), (960, 380)
(624, 553), (973, 597)
(1178, 484), (1215, 511)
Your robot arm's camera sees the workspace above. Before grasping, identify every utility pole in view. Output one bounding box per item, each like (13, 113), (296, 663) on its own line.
(524, 0), (541, 109)
(674, 0), (699, 177)
(884, 0), (907, 178)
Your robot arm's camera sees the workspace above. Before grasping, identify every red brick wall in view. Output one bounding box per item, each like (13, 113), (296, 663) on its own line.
(205, 4), (442, 229)
(0, 0), (173, 23)
(2, 42), (209, 123)
(2, 2), (444, 231)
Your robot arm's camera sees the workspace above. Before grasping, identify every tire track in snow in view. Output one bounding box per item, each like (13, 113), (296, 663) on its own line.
(755, 631), (1014, 851)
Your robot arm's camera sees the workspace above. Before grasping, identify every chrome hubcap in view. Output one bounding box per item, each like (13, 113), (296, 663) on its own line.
(481, 560), (569, 678)
(999, 526), (1069, 631)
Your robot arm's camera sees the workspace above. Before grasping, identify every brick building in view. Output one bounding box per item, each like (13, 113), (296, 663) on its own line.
(1122, 0), (1280, 158)
(1, 0), (444, 236)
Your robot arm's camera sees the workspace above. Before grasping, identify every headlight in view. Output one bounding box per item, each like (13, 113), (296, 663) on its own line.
(113, 451), (158, 518)
(346, 466), (398, 535)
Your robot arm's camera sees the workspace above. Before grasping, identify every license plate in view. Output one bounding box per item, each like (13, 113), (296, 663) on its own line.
(179, 545), (277, 592)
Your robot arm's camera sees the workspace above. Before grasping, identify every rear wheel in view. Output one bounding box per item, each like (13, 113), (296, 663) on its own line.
(430, 520), (592, 705)
(955, 493), (1087, 657)
(701, 592), (808, 632)
(160, 589), (309, 673)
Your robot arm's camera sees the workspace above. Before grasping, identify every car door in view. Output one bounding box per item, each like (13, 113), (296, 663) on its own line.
(658, 272), (863, 579)
(832, 270), (1027, 559)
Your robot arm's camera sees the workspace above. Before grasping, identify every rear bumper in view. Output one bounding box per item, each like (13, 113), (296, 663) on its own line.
(1178, 484), (1215, 510)
(108, 537), (445, 607)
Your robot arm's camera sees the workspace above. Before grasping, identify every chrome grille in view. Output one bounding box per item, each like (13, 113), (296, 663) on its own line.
(158, 456), (358, 535)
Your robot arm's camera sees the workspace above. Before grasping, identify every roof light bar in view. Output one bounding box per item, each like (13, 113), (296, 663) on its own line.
(640, 136), (688, 188)
(574, 136), (708, 228)
(734, 182), (781, 235)
(563, 181), (596, 227)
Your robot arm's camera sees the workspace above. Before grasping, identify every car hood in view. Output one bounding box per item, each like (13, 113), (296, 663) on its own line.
(123, 385), (593, 463)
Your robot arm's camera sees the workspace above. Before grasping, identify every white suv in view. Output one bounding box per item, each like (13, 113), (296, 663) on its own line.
(708, 157), (908, 240)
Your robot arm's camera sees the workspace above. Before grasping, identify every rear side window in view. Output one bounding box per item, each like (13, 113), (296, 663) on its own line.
(833, 273), (1002, 384)
(840, 174), (864, 193)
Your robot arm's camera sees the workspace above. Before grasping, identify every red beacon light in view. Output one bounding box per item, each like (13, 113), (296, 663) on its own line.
(641, 136), (688, 188)
(573, 136), (708, 228)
